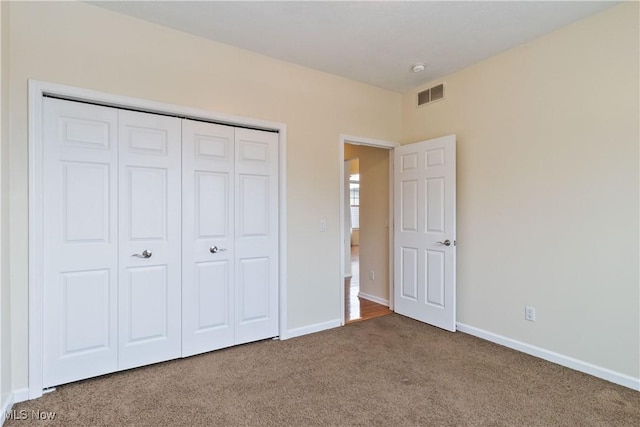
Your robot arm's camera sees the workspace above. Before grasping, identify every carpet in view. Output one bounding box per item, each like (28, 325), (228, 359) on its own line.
(7, 314), (639, 426)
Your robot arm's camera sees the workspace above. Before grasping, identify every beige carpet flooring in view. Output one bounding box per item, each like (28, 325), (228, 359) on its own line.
(8, 314), (639, 426)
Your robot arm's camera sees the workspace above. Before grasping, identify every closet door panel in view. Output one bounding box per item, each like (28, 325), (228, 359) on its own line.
(234, 128), (279, 344)
(42, 98), (118, 387)
(182, 120), (235, 357)
(238, 257), (270, 322)
(118, 110), (182, 369)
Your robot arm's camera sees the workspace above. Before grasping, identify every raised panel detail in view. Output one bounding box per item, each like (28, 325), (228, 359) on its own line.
(401, 180), (418, 232)
(238, 257), (269, 323)
(128, 167), (167, 241)
(61, 117), (110, 149)
(62, 270), (111, 355)
(425, 250), (445, 307)
(126, 266), (168, 343)
(195, 172), (228, 239)
(426, 148), (445, 168)
(126, 127), (168, 154)
(401, 153), (418, 171)
(425, 178), (445, 233)
(239, 175), (268, 237)
(195, 135), (229, 159)
(63, 162), (110, 243)
(400, 247), (418, 301)
(195, 261), (229, 331)
(239, 140), (269, 162)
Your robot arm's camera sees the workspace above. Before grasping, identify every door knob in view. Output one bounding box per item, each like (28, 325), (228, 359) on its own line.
(210, 246), (228, 254)
(132, 249), (153, 258)
(436, 240), (451, 247)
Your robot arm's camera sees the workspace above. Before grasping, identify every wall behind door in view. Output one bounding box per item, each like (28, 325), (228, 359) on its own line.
(5, 1), (402, 390)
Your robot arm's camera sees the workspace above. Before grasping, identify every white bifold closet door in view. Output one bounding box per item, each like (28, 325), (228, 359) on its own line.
(182, 120), (279, 357)
(43, 98), (279, 388)
(43, 98), (182, 387)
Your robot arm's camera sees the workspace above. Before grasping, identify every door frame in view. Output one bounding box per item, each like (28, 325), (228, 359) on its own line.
(28, 80), (288, 399)
(339, 134), (399, 325)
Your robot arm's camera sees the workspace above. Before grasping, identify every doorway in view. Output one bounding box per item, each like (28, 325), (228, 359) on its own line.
(342, 140), (395, 323)
(339, 133), (458, 331)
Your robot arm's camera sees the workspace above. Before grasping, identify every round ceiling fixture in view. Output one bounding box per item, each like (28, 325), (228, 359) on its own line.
(412, 63), (426, 73)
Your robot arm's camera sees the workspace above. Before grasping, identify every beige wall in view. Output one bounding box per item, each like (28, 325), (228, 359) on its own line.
(351, 230), (360, 247)
(7, 1), (402, 390)
(0, 0), (11, 407)
(348, 158), (360, 176)
(344, 144), (390, 302)
(402, 3), (639, 377)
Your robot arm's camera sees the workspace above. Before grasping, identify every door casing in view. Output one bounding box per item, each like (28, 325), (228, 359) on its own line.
(28, 80), (288, 399)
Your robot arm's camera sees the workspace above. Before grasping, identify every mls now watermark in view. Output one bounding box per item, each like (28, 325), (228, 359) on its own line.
(5, 409), (57, 421)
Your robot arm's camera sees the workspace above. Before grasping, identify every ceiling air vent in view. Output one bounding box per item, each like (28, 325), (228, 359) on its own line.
(417, 83), (445, 107)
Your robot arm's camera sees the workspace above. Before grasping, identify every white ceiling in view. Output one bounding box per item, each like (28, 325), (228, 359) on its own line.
(91, 1), (618, 93)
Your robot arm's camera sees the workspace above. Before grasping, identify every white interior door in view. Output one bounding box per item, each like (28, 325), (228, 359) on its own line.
(42, 99), (119, 387)
(234, 128), (279, 344)
(182, 120), (235, 357)
(118, 110), (182, 369)
(394, 135), (456, 332)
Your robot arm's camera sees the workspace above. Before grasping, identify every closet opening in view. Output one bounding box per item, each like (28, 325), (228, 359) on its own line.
(28, 80), (288, 400)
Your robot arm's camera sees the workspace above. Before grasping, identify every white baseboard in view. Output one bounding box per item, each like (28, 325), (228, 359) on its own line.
(11, 389), (28, 404)
(281, 319), (341, 340)
(456, 323), (640, 391)
(1, 392), (14, 426)
(1, 388), (34, 425)
(357, 291), (389, 306)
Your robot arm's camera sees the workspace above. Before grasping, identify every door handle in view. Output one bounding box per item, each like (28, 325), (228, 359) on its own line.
(436, 240), (451, 247)
(132, 249), (153, 258)
(210, 246), (228, 254)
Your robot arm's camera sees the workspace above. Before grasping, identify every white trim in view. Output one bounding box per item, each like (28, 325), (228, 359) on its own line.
(457, 323), (640, 391)
(339, 134), (398, 326)
(357, 291), (389, 307)
(388, 151), (395, 311)
(0, 389), (29, 425)
(28, 80), (288, 400)
(28, 82), (44, 400)
(1, 392), (14, 423)
(339, 143), (345, 326)
(283, 319), (341, 340)
(11, 389), (28, 404)
(278, 126), (288, 342)
(340, 134), (399, 149)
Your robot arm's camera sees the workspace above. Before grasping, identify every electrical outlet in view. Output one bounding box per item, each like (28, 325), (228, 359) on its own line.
(319, 219), (327, 232)
(369, 270), (375, 281)
(525, 306), (536, 322)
